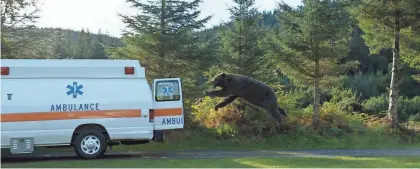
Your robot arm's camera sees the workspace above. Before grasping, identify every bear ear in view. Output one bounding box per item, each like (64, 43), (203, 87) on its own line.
(220, 72), (226, 77)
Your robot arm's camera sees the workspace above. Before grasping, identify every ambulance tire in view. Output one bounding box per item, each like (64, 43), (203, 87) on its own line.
(73, 129), (107, 159)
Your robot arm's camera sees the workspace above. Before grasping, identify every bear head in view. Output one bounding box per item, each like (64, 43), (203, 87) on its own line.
(209, 72), (230, 89)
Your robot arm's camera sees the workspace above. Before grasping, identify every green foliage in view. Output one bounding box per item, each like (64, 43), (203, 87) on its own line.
(397, 65), (420, 98)
(191, 97), (279, 140)
(263, 0), (359, 126)
(110, 0), (211, 78)
(1, 0), (43, 58)
(2, 27), (122, 59)
(108, 0), (212, 101)
(398, 96), (420, 122)
(91, 29), (107, 59)
(408, 114), (420, 122)
(345, 27), (391, 73)
(281, 87), (313, 109)
(347, 0), (420, 56)
(362, 94), (389, 116)
(363, 95), (420, 122)
(344, 71), (389, 100)
(343, 64), (420, 100)
(318, 102), (363, 134)
(211, 0), (278, 86)
(329, 87), (363, 113)
(347, 0), (420, 127)
(265, 0), (357, 85)
(3, 0), (420, 147)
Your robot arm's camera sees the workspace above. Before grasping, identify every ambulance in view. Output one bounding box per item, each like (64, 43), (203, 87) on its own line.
(0, 59), (184, 159)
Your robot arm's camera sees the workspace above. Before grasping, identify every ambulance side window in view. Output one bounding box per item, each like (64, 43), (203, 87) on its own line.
(155, 80), (180, 102)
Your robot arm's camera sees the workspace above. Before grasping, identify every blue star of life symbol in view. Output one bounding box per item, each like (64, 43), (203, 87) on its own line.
(162, 85), (173, 96)
(67, 82), (83, 98)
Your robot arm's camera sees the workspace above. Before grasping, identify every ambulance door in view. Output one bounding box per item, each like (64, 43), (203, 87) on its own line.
(152, 78), (184, 130)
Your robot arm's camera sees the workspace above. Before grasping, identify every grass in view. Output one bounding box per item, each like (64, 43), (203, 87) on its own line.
(1, 128), (419, 157)
(2, 156), (420, 168)
(92, 134), (420, 152)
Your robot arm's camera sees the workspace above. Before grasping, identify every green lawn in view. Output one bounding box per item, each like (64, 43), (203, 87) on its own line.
(2, 156), (420, 168)
(25, 131), (420, 154)
(2, 129), (420, 157)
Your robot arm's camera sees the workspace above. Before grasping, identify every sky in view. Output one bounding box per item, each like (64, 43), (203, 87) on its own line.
(34, 0), (302, 38)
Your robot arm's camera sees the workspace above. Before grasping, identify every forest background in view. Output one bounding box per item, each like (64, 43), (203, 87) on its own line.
(2, 0), (420, 148)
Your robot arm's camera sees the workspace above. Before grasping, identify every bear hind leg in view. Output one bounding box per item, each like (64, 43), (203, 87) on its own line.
(263, 105), (284, 126)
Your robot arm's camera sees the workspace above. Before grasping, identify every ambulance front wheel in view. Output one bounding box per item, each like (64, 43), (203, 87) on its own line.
(73, 129), (107, 159)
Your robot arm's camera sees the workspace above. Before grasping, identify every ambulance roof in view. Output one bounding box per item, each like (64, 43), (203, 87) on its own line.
(1, 59), (146, 79)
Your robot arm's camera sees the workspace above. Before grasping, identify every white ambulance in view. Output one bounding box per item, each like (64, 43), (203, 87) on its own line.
(0, 59), (184, 159)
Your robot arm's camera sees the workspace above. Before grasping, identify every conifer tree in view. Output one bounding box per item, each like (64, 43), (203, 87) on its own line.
(76, 29), (86, 59)
(83, 28), (94, 58)
(265, 0), (356, 127)
(108, 0), (211, 80)
(1, 0), (45, 58)
(347, 0), (420, 128)
(214, 0), (276, 85)
(52, 28), (64, 58)
(92, 29), (107, 59)
(107, 0), (212, 100)
(64, 31), (73, 58)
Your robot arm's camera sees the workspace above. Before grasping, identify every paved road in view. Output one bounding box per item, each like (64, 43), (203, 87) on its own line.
(2, 148), (420, 163)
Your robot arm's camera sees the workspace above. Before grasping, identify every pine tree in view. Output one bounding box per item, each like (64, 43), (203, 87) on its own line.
(107, 0), (212, 98)
(64, 30), (73, 58)
(214, 0), (276, 85)
(52, 28), (65, 58)
(92, 29), (107, 59)
(76, 29), (86, 59)
(265, 0), (356, 128)
(83, 28), (94, 58)
(347, 0), (420, 128)
(1, 0), (46, 58)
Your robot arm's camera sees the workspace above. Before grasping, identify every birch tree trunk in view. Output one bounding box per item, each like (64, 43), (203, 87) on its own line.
(387, 8), (400, 128)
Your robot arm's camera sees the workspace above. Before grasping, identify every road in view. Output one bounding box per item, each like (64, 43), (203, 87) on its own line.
(2, 148), (420, 163)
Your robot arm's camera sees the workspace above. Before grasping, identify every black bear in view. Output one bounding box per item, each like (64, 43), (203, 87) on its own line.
(204, 72), (287, 125)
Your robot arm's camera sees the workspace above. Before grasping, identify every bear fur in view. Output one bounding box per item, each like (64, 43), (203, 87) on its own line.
(204, 72), (287, 125)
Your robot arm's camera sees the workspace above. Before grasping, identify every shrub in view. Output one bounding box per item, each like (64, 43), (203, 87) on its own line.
(280, 87), (331, 109)
(190, 96), (279, 139)
(280, 87), (313, 109)
(362, 94), (388, 116)
(284, 102), (366, 137)
(344, 71), (389, 100)
(188, 90), (420, 144)
(398, 96), (420, 122)
(318, 103), (351, 135)
(362, 95), (420, 122)
(408, 114), (420, 122)
(329, 87), (363, 113)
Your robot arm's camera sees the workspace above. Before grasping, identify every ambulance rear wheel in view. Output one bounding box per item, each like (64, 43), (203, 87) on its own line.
(73, 129), (107, 159)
